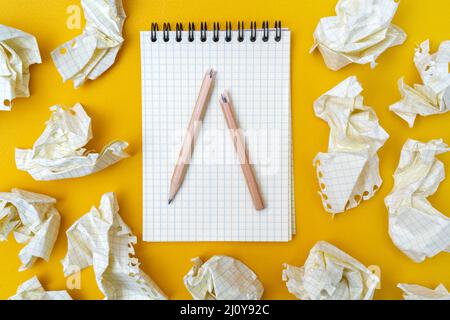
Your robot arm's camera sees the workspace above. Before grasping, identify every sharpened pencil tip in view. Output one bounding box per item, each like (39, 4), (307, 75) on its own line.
(168, 199), (173, 205)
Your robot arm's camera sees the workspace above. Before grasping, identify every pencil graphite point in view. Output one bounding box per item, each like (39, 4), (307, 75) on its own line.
(220, 94), (228, 103)
(168, 199), (173, 205)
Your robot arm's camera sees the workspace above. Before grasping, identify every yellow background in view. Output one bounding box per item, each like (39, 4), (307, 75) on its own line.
(0, 0), (449, 300)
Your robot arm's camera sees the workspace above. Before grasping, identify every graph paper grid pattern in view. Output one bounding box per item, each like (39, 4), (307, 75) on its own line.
(141, 29), (293, 242)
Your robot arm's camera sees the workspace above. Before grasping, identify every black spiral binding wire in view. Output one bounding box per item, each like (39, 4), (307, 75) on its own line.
(237, 21), (244, 42)
(200, 22), (207, 42)
(213, 22), (220, 42)
(176, 23), (183, 42)
(163, 23), (171, 42)
(225, 21), (232, 42)
(188, 23), (195, 42)
(151, 23), (158, 42)
(275, 21), (282, 42)
(150, 21), (282, 42)
(250, 21), (257, 42)
(262, 21), (269, 42)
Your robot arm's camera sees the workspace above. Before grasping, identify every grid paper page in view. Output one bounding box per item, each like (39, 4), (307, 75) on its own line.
(142, 29), (292, 242)
(385, 139), (450, 263)
(62, 192), (167, 300)
(9, 276), (72, 300)
(184, 256), (264, 300)
(0, 25), (41, 110)
(0, 189), (60, 271)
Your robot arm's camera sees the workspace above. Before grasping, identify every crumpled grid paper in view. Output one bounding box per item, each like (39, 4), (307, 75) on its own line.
(184, 256), (264, 300)
(398, 284), (450, 300)
(15, 103), (129, 181)
(311, 0), (406, 71)
(282, 241), (380, 300)
(51, 0), (126, 88)
(385, 139), (450, 263)
(0, 189), (60, 272)
(9, 276), (72, 300)
(62, 192), (167, 300)
(390, 40), (450, 127)
(0, 24), (41, 110)
(314, 76), (389, 215)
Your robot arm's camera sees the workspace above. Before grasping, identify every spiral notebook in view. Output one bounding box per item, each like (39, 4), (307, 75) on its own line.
(141, 21), (294, 242)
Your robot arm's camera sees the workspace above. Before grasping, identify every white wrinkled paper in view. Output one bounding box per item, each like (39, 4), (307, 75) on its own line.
(283, 241), (379, 300)
(9, 276), (72, 300)
(0, 189), (60, 271)
(52, 0), (126, 88)
(62, 192), (167, 300)
(15, 103), (128, 181)
(398, 284), (450, 300)
(390, 40), (450, 127)
(311, 0), (406, 71)
(184, 256), (264, 300)
(314, 76), (389, 215)
(0, 24), (41, 110)
(385, 139), (450, 263)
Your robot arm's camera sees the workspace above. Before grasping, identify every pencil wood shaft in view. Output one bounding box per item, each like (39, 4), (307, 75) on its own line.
(220, 91), (265, 211)
(169, 69), (216, 203)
